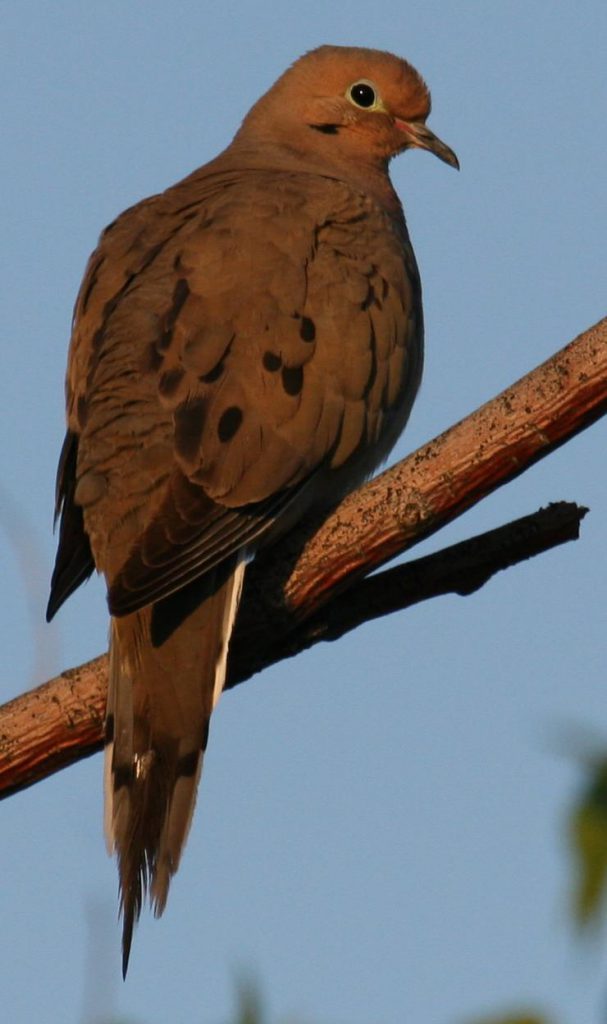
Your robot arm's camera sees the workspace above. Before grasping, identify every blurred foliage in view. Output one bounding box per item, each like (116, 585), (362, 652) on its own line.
(232, 979), (264, 1024)
(469, 1016), (550, 1024)
(569, 757), (607, 925)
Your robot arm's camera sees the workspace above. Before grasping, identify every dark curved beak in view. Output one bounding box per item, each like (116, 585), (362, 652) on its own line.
(395, 119), (460, 169)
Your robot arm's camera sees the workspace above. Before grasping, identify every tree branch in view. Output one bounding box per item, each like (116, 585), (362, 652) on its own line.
(228, 501), (588, 683)
(1, 317), (605, 798)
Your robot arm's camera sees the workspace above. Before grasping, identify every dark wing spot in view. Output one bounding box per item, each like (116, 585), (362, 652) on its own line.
(177, 750), (200, 777)
(158, 367), (185, 398)
(157, 331), (175, 353)
(199, 361), (225, 383)
(77, 395), (88, 428)
(174, 396), (207, 462)
(144, 343), (165, 373)
(363, 322), (378, 399)
(299, 317), (316, 342)
(158, 277), (190, 351)
(360, 282), (375, 311)
(172, 277), (190, 310)
(263, 351), (282, 372)
(282, 365), (303, 396)
(218, 405), (243, 442)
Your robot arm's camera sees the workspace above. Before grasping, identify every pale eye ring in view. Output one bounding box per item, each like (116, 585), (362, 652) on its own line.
(348, 80), (378, 109)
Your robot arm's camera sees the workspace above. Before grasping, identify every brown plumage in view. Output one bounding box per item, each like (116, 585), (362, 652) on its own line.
(47, 44), (457, 974)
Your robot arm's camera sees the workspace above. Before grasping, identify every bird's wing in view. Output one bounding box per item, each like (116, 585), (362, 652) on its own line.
(50, 167), (421, 619)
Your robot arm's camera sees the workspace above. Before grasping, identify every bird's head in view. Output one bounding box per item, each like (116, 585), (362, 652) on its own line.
(236, 45), (459, 172)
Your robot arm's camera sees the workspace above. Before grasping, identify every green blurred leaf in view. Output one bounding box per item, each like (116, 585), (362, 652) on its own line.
(232, 977), (264, 1024)
(469, 1014), (550, 1024)
(570, 758), (607, 925)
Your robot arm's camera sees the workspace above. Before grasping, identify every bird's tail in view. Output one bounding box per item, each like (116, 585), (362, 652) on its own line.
(104, 559), (244, 976)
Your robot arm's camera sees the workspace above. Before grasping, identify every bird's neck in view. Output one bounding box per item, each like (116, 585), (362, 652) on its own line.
(208, 137), (404, 217)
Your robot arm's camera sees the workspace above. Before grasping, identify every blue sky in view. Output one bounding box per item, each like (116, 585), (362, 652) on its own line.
(1, 3), (606, 1022)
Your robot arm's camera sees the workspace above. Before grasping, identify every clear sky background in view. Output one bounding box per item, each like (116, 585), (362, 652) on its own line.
(1, 3), (606, 1023)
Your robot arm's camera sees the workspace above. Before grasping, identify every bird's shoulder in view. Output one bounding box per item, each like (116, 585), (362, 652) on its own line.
(66, 164), (411, 424)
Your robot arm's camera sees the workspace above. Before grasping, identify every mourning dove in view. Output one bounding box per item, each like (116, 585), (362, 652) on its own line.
(47, 44), (458, 973)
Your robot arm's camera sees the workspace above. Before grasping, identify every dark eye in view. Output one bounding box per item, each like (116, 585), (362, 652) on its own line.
(349, 82), (376, 108)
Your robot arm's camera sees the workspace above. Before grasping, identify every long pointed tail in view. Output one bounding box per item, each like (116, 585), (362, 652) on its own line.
(104, 560), (244, 976)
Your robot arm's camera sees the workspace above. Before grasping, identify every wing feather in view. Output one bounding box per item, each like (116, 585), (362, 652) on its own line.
(53, 169), (420, 617)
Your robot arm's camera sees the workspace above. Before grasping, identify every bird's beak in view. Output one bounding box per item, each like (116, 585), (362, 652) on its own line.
(395, 119), (459, 169)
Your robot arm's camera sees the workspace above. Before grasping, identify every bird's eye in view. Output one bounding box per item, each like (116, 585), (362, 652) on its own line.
(348, 81), (378, 109)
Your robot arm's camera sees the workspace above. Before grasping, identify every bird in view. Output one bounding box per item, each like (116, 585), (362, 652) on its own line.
(46, 44), (458, 975)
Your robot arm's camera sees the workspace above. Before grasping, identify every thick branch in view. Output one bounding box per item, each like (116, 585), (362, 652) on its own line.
(0, 317), (605, 797)
(0, 657), (107, 798)
(228, 502), (588, 682)
(0, 504), (587, 798)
